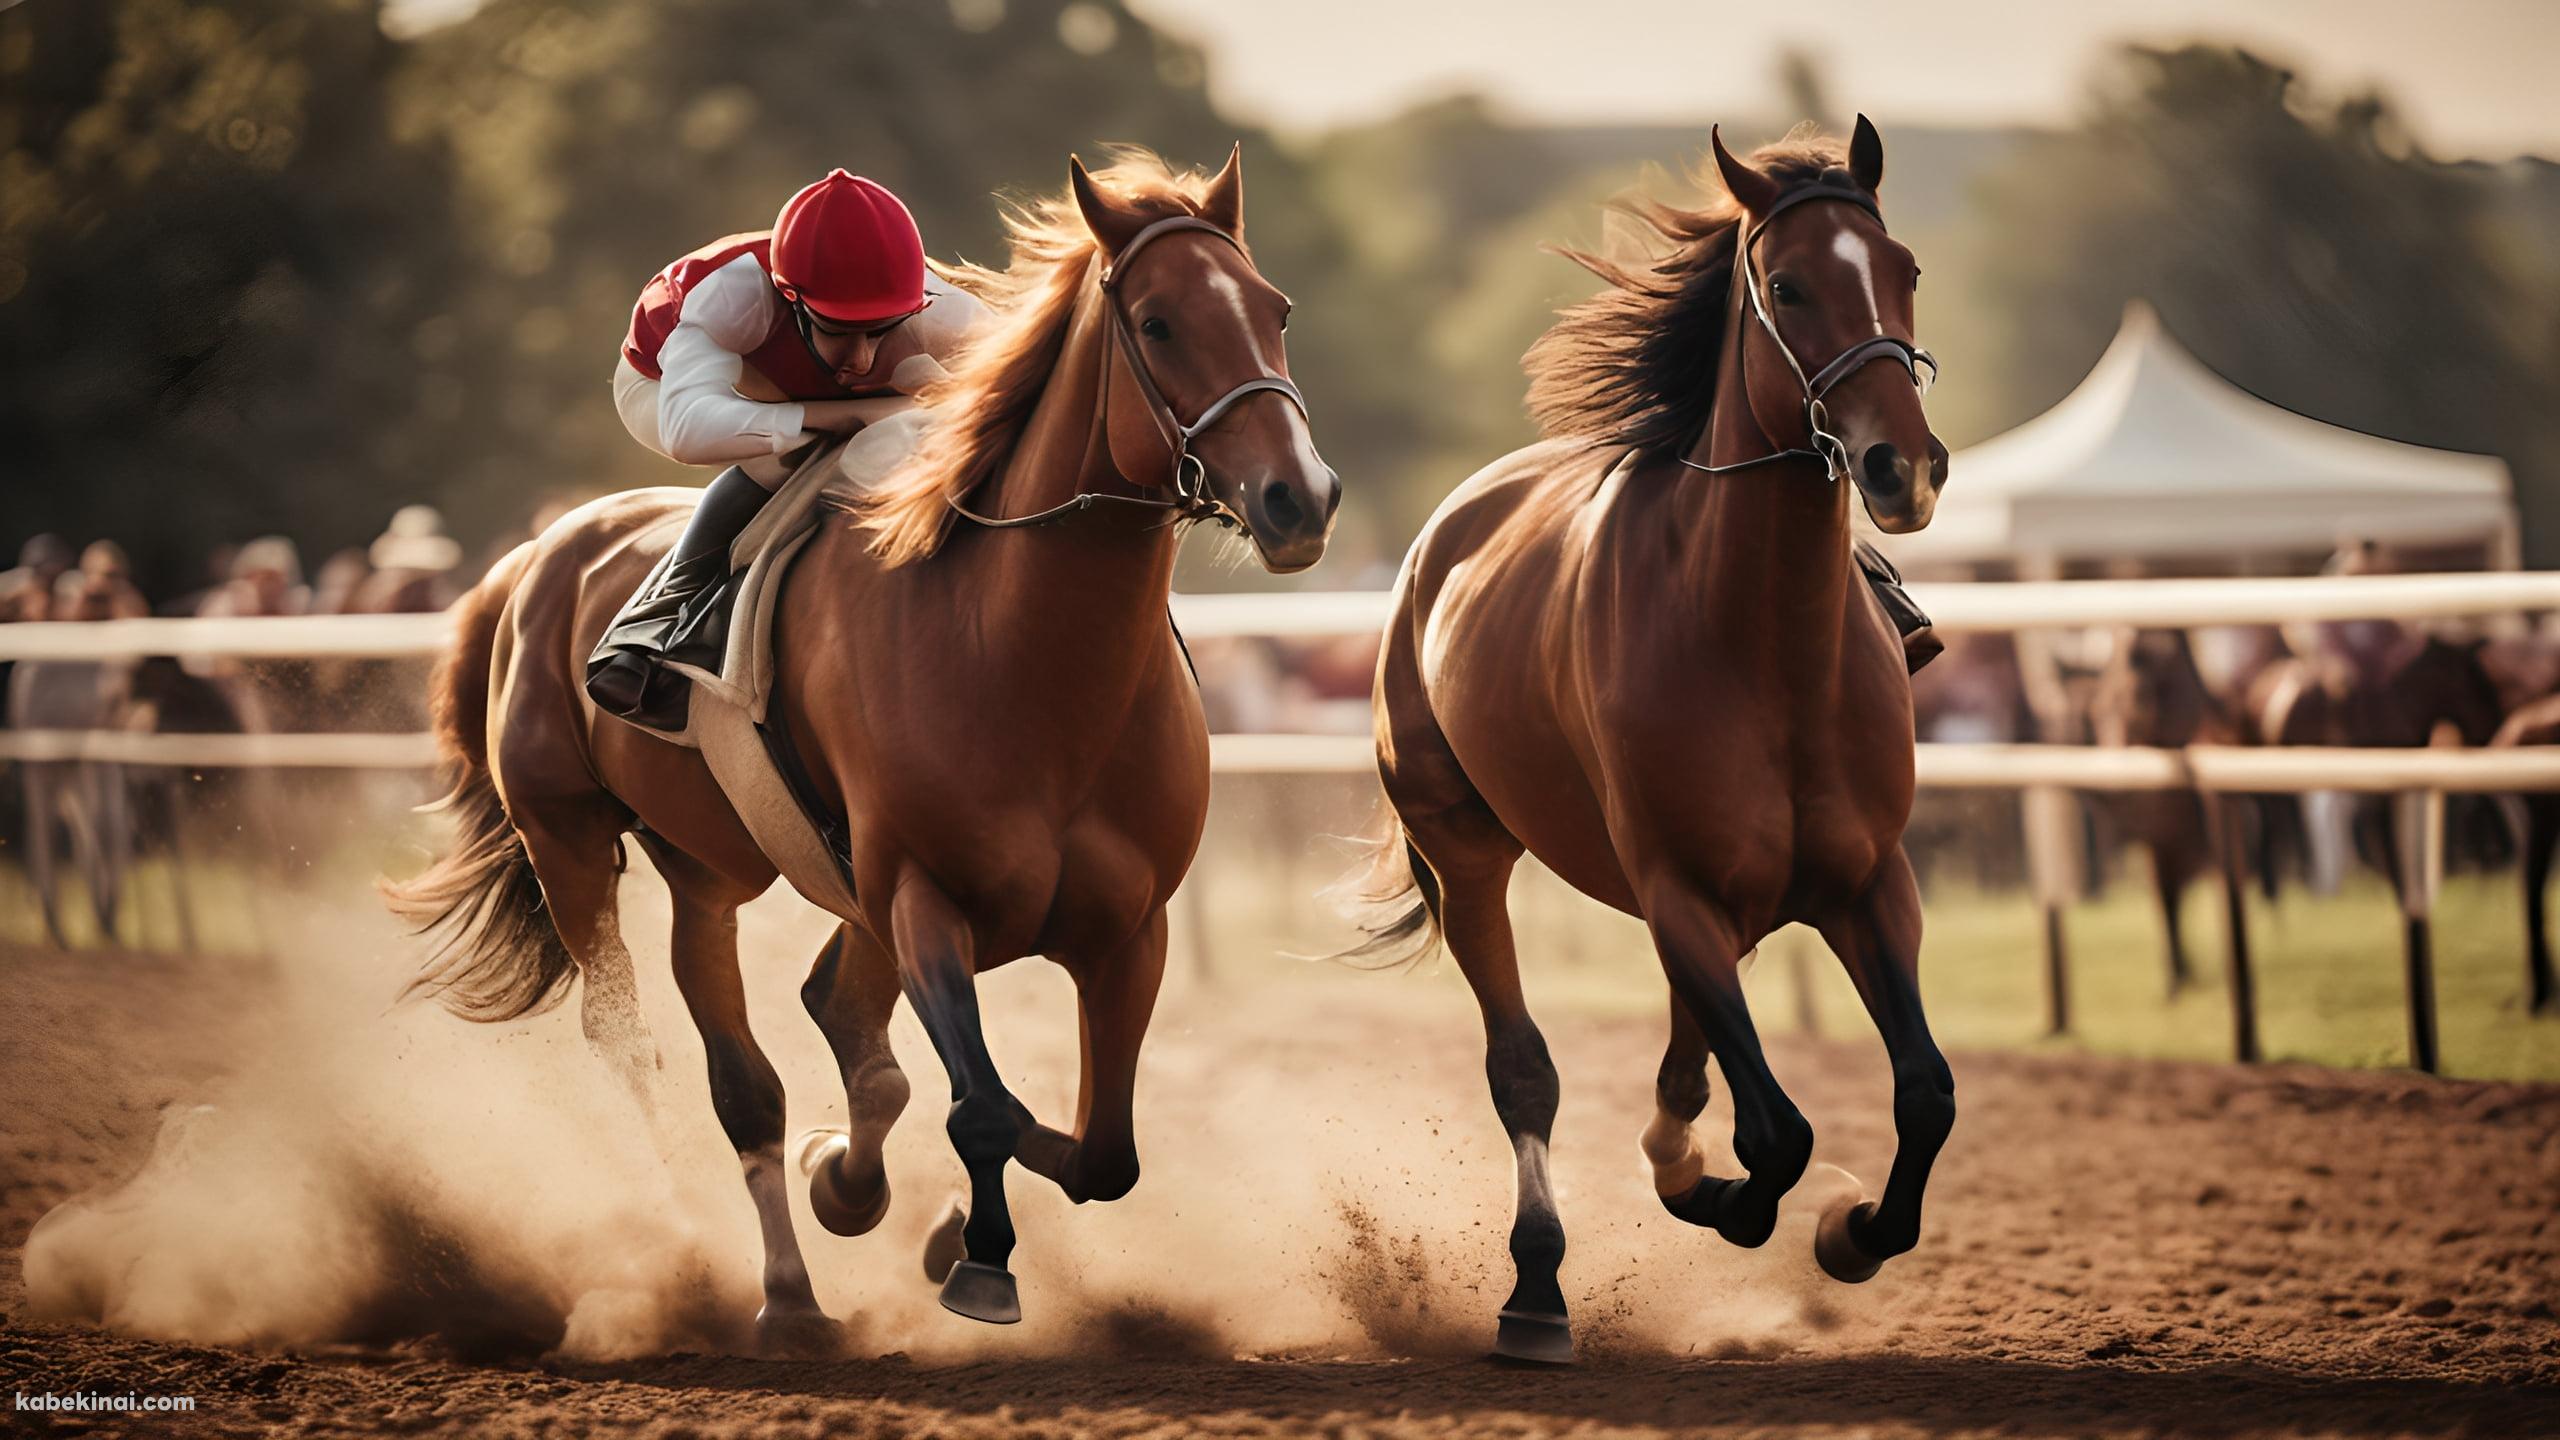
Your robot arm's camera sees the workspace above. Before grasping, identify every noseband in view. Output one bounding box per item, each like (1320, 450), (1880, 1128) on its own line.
(950, 214), (1308, 532)
(1680, 184), (1936, 485)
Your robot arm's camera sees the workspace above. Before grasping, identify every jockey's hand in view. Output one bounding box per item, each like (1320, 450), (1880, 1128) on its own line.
(888, 354), (950, 396)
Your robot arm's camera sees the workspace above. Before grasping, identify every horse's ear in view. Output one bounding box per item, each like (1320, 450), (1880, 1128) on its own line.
(1849, 113), (1885, 193)
(1201, 141), (1243, 238)
(1709, 126), (1778, 214)
(1070, 154), (1149, 255)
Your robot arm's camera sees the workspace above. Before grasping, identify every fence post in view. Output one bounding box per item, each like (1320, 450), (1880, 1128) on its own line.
(2022, 785), (2077, 1036)
(1180, 862), (1217, 985)
(2209, 793), (2260, 1063)
(1788, 928), (1821, 1036)
(2391, 788), (2444, 1074)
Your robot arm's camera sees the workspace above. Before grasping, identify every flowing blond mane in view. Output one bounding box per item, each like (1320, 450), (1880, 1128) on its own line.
(854, 150), (1233, 566)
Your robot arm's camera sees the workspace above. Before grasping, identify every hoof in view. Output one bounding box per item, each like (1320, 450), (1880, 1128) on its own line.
(804, 1134), (892, 1238)
(920, 1197), (967, 1283)
(1815, 1193), (1883, 1284)
(754, 1304), (844, 1359)
(938, 1259), (1021, 1325)
(1492, 1308), (1575, 1366)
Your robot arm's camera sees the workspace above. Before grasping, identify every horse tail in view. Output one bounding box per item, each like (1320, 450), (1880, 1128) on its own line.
(1318, 801), (1445, 969)
(379, 545), (575, 1022)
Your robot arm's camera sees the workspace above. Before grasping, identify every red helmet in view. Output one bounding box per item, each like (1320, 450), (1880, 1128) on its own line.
(769, 170), (926, 324)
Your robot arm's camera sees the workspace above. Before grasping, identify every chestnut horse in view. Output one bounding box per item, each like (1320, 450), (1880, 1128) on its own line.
(1345, 122), (1949, 1363)
(384, 150), (1336, 1349)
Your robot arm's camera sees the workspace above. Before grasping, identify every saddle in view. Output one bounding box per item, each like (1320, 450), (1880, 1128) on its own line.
(627, 406), (936, 921)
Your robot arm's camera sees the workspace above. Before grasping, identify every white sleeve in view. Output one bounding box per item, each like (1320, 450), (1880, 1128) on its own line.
(910, 274), (990, 367)
(655, 255), (809, 465)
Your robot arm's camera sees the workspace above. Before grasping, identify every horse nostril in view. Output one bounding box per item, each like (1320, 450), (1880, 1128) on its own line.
(1261, 479), (1305, 531)
(1862, 443), (1909, 494)
(1322, 469), (1343, 520)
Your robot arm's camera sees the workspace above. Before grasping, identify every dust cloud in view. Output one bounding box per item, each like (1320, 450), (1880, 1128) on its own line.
(18, 854), (1862, 1366)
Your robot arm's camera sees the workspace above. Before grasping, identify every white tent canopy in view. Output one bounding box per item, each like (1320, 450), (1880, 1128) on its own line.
(1885, 301), (2516, 570)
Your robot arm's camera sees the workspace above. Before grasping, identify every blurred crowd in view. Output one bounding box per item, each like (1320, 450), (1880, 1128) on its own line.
(0, 506), (1390, 738)
(0, 507), (474, 626)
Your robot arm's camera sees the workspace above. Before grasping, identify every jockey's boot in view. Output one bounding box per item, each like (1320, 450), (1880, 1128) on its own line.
(1855, 539), (1943, 675)
(585, 465), (771, 728)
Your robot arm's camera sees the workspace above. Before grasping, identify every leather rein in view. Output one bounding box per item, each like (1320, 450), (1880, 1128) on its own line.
(1680, 185), (1936, 485)
(947, 215), (1308, 532)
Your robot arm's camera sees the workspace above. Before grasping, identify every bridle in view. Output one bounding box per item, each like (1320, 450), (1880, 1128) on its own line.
(1680, 184), (1936, 485)
(949, 214), (1308, 532)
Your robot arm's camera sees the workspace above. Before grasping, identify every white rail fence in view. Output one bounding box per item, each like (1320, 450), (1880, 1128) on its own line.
(11, 568), (2560, 664)
(8, 569), (2560, 1070)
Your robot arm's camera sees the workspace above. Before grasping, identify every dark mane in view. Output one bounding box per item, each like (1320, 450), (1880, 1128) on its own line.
(1524, 134), (1865, 453)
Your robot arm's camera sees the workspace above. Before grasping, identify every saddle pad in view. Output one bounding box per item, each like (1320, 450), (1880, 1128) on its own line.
(657, 401), (933, 728)
(659, 402), (936, 923)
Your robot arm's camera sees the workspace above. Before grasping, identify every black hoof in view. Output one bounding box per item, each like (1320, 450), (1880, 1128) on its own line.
(938, 1260), (1022, 1325)
(754, 1304), (844, 1359)
(921, 1197), (967, 1283)
(1815, 1194), (1883, 1284)
(1665, 1175), (1778, 1246)
(1492, 1308), (1575, 1366)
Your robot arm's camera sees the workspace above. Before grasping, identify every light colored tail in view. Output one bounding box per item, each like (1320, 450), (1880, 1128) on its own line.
(378, 546), (574, 1021)
(1319, 801), (1444, 969)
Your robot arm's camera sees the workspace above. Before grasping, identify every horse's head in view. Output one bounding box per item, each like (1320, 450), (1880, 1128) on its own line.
(2379, 632), (2505, 748)
(1072, 149), (1338, 573)
(2093, 628), (2223, 747)
(1712, 118), (1944, 533)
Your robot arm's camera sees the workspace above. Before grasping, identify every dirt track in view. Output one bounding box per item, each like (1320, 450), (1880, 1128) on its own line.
(2, 879), (2556, 1438)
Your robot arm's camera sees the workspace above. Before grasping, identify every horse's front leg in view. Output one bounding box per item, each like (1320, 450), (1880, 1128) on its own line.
(886, 873), (1028, 1325)
(1013, 907), (1167, 1205)
(798, 922), (911, 1238)
(1811, 847), (1956, 1282)
(1643, 884), (1813, 1248)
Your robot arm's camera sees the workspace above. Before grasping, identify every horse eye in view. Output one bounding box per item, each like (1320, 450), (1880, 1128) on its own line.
(1769, 279), (1805, 306)
(1140, 317), (1171, 341)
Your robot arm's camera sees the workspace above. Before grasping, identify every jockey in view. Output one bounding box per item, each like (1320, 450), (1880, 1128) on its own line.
(587, 170), (984, 726)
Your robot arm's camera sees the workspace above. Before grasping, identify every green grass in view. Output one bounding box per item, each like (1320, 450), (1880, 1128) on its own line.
(1484, 864), (2560, 1082)
(1889, 868), (2558, 1080)
(0, 853), (273, 952)
(10, 825), (2554, 1082)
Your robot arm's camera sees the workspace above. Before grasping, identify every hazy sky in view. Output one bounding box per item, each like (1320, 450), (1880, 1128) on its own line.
(375, 0), (2559, 158)
(1125, 0), (2560, 157)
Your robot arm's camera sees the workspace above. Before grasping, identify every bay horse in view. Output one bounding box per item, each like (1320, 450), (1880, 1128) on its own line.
(2089, 628), (2235, 996)
(1344, 121), (1949, 1363)
(383, 149), (1336, 1350)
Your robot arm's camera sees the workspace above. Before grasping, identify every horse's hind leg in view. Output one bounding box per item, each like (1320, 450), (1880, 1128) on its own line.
(1431, 845), (1573, 1365)
(1811, 848), (1956, 1283)
(799, 921), (911, 1237)
(1642, 997), (1712, 1200)
(1378, 665), (1564, 1361)
(507, 791), (663, 1121)
(642, 836), (833, 1354)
